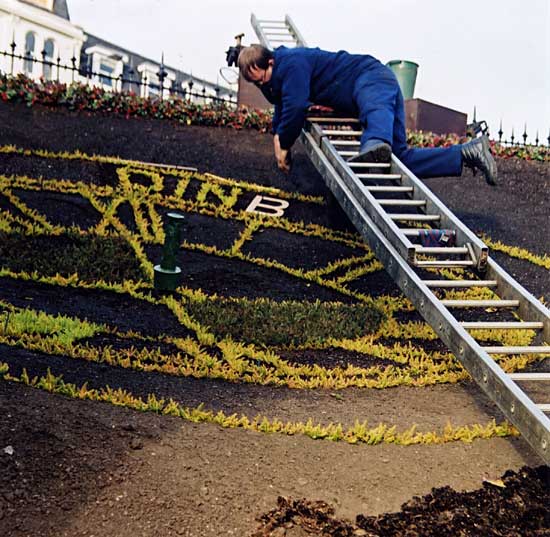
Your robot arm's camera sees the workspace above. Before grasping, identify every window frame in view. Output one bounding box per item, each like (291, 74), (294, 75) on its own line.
(24, 31), (36, 74)
(42, 38), (55, 80)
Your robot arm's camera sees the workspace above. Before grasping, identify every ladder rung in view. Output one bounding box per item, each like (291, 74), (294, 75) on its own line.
(264, 32), (292, 35)
(357, 173), (402, 180)
(483, 346), (550, 354)
(390, 214), (441, 221)
(441, 299), (520, 308)
(332, 140), (361, 146)
(268, 39), (297, 43)
(538, 404), (550, 412)
(338, 150), (359, 156)
(424, 280), (498, 288)
(366, 186), (413, 193)
(416, 260), (475, 268)
(415, 246), (468, 254)
(401, 228), (432, 236)
(308, 117), (360, 123)
(378, 199), (426, 207)
(323, 130), (362, 136)
(347, 162), (391, 168)
(461, 321), (544, 329)
(508, 373), (550, 380)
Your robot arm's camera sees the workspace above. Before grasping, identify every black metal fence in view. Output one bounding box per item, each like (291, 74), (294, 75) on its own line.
(494, 122), (550, 148)
(2, 43), (548, 145)
(470, 109), (549, 148)
(0, 44), (237, 106)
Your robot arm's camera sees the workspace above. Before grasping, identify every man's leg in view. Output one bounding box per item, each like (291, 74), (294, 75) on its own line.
(391, 91), (496, 182)
(349, 67), (399, 163)
(395, 146), (463, 179)
(352, 68), (496, 183)
(391, 89), (462, 178)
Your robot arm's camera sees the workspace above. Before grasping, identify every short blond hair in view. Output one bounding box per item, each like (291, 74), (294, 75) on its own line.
(238, 45), (273, 81)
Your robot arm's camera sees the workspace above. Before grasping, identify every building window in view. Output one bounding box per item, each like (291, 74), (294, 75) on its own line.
(137, 62), (174, 99)
(98, 60), (115, 87)
(25, 0), (54, 10)
(24, 32), (36, 74)
(84, 45), (128, 90)
(145, 74), (160, 96)
(42, 39), (55, 80)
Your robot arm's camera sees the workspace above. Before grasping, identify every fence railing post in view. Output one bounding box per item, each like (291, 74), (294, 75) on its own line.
(71, 54), (77, 82)
(9, 38), (16, 75)
(158, 52), (167, 101)
(1, 41), (238, 107)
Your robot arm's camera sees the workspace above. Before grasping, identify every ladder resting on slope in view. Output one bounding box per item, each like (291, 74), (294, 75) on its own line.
(301, 118), (550, 464)
(250, 14), (550, 465)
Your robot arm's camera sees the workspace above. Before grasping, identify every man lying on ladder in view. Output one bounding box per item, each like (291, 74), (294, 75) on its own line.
(237, 45), (497, 184)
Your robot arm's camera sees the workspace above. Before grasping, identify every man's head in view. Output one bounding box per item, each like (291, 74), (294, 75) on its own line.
(238, 45), (274, 87)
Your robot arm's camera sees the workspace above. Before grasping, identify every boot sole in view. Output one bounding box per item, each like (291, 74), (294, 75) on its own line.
(480, 136), (498, 186)
(348, 143), (392, 164)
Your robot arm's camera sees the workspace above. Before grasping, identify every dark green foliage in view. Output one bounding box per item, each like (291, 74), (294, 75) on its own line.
(186, 297), (384, 347)
(0, 231), (144, 283)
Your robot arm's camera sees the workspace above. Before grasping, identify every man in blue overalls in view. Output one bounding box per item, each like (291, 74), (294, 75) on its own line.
(238, 45), (497, 185)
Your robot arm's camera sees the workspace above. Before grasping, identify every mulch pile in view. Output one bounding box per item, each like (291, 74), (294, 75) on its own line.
(254, 466), (550, 536)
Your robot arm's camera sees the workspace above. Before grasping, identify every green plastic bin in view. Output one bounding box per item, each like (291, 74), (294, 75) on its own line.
(386, 60), (419, 100)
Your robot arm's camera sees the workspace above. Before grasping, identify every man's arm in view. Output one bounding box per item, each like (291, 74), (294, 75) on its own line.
(275, 58), (311, 152)
(273, 134), (291, 173)
(272, 104), (281, 134)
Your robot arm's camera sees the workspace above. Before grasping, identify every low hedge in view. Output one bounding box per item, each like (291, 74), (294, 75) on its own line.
(186, 297), (384, 347)
(1, 74), (548, 161)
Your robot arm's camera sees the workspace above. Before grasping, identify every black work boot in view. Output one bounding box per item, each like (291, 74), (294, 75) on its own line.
(461, 135), (498, 186)
(348, 139), (392, 164)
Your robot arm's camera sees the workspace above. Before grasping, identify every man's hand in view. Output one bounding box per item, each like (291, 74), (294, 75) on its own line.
(273, 134), (292, 173)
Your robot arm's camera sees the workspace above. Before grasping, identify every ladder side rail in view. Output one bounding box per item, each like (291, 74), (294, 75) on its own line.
(301, 128), (550, 464)
(320, 137), (418, 264)
(306, 124), (417, 263)
(486, 258), (550, 343)
(250, 13), (273, 49)
(307, 120), (325, 145)
(391, 156), (489, 270)
(284, 14), (308, 46)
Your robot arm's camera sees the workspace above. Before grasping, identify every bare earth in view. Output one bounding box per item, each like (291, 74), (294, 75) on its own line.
(0, 102), (548, 536)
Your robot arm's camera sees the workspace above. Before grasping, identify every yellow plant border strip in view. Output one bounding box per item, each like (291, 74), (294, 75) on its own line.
(1, 295), (546, 392)
(0, 145), (324, 205)
(1, 157), (546, 386)
(0, 363), (519, 446)
(331, 258), (385, 285)
(3, 147), (550, 273)
(368, 317), (536, 347)
(0, 186), (65, 235)
(0, 296), (468, 391)
(0, 223), (535, 368)
(481, 234), (550, 271)
(202, 172), (324, 205)
(0, 172), (366, 253)
(179, 240), (379, 307)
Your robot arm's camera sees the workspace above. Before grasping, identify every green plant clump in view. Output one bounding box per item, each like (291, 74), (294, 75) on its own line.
(186, 297), (384, 347)
(0, 231), (144, 283)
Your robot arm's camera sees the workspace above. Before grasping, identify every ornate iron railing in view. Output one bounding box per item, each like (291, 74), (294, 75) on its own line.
(0, 44), (237, 106)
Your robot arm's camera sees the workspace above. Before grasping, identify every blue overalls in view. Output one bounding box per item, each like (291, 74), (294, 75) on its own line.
(262, 47), (462, 179)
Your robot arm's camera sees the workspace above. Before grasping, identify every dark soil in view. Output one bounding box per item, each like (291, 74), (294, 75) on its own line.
(254, 466), (550, 536)
(0, 101), (548, 537)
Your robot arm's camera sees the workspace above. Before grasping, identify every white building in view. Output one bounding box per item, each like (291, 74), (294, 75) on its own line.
(0, 0), (235, 101)
(0, 0), (84, 83)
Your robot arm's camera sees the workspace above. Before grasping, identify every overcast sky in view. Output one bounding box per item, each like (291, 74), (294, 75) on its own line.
(68, 0), (549, 143)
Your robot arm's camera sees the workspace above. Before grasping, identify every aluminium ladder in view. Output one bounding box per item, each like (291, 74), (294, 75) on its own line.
(251, 17), (550, 465)
(250, 13), (307, 49)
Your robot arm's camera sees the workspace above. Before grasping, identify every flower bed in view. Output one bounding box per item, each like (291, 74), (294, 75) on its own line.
(1, 73), (549, 161)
